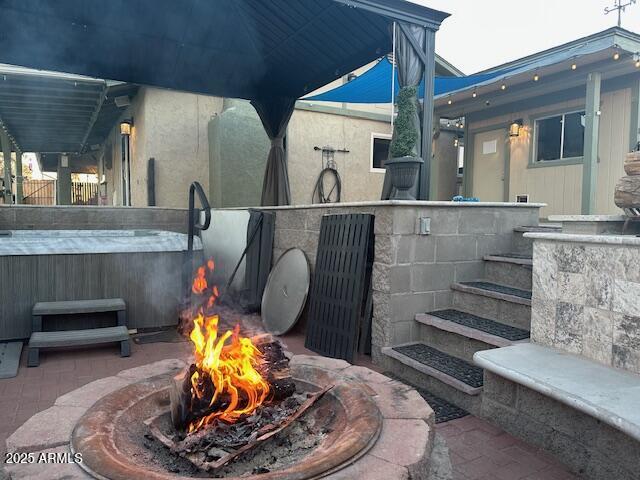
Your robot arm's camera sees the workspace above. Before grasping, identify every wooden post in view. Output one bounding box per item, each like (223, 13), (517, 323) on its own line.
(0, 131), (12, 204)
(630, 78), (640, 152)
(581, 72), (601, 215)
(15, 150), (23, 204)
(419, 28), (436, 201)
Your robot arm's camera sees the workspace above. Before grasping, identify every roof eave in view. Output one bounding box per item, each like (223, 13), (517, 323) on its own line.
(332, 0), (450, 30)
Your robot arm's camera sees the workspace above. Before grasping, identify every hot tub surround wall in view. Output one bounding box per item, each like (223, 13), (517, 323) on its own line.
(528, 232), (640, 374)
(0, 205), (188, 233)
(256, 201), (542, 363)
(0, 249), (191, 340)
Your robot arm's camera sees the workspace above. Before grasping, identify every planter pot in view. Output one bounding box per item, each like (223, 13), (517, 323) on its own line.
(384, 156), (423, 200)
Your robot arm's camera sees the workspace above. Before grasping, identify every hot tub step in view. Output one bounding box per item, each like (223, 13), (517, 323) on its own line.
(382, 342), (483, 395)
(33, 298), (126, 316)
(416, 309), (530, 348)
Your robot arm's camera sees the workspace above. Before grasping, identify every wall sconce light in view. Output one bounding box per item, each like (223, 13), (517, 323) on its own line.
(120, 119), (133, 136)
(509, 119), (524, 137)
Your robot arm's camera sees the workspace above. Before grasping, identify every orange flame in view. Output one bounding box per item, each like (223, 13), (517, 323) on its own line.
(187, 259), (270, 433)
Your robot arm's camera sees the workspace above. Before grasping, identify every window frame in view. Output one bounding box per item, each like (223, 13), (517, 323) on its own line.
(370, 132), (392, 173)
(530, 109), (586, 168)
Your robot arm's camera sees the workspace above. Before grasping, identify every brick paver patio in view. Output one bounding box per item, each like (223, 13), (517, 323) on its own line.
(0, 335), (578, 479)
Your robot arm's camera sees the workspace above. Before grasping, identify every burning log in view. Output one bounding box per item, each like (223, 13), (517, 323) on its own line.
(170, 334), (296, 431)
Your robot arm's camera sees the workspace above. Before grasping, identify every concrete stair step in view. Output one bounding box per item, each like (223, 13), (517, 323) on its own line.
(512, 224), (560, 255)
(451, 281), (532, 306)
(416, 309), (530, 348)
(452, 281), (531, 330)
(483, 253), (532, 266)
(483, 254), (533, 291)
(382, 342), (483, 395)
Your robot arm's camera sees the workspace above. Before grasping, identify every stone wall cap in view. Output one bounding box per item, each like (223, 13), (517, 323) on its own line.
(221, 200), (546, 211)
(524, 231), (640, 246)
(474, 343), (640, 442)
(548, 214), (627, 222)
(0, 205), (188, 211)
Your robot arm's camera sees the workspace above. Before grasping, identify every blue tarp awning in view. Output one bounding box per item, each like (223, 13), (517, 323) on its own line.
(303, 57), (509, 103)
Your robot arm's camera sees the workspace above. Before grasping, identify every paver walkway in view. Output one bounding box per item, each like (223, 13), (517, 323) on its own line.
(0, 333), (578, 479)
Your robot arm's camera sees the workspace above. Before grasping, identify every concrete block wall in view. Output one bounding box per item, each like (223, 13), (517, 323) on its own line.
(482, 371), (640, 480)
(265, 201), (541, 363)
(531, 235), (640, 374)
(0, 205), (188, 233)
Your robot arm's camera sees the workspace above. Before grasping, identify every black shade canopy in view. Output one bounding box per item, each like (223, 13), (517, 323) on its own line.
(0, 0), (447, 101)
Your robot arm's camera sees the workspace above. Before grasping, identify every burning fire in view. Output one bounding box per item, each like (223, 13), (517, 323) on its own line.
(186, 259), (270, 433)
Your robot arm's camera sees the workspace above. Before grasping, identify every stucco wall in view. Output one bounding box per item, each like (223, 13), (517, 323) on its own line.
(287, 108), (392, 204)
(468, 87), (631, 217)
(98, 87), (224, 208)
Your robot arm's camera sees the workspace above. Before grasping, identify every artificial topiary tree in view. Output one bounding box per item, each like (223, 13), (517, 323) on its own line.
(390, 86), (419, 158)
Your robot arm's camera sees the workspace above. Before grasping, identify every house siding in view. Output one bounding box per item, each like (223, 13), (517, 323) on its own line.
(468, 87), (631, 217)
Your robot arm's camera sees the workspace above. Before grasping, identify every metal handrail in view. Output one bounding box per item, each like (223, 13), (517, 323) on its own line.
(184, 181), (211, 302)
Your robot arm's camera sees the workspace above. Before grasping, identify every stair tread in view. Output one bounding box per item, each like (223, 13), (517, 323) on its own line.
(458, 281), (532, 300)
(514, 224), (561, 233)
(392, 343), (484, 389)
(426, 309), (530, 341)
(484, 253), (533, 266)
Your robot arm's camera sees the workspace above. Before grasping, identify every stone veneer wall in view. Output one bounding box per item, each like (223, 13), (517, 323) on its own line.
(482, 371), (640, 480)
(530, 233), (640, 374)
(262, 201), (541, 362)
(0, 205), (188, 233)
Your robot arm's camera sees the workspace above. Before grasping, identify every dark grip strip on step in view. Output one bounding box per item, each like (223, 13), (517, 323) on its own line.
(392, 343), (484, 388)
(461, 281), (532, 300)
(429, 309), (530, 341)
(385, 372), (468, 423)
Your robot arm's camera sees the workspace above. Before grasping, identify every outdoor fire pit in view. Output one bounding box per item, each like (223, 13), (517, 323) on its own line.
(5, 260), (435, 479)
(72, 362), (383, 479)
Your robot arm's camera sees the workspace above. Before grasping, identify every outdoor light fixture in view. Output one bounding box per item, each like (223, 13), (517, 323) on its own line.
(634, 53), (640, 68)
(613, 51), (621, 60)
(509, 119), (524, 138)
(472, 89), (477, 98)
(500, 83), (507, 90)
(120, 119), (132, 136)
(447, 97), (453, 105)
(571, 63), (577, 70)
(533, 72), (540, 82)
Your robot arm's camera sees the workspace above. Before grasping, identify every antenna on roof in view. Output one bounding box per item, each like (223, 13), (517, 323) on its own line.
(604, 0), (636, 27)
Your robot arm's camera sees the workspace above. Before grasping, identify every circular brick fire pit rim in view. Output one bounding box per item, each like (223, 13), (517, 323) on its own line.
(71, 364), (383, 480)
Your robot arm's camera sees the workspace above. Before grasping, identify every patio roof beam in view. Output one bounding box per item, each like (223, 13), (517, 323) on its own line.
(79, 82), (107, 153)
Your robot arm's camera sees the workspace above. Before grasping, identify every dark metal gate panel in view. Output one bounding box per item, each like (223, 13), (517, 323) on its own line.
(304, 213), (374, 362)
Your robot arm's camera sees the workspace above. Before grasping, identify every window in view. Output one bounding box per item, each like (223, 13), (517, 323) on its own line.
(371, 133), (391, 171)
(535, 111), (585, 162)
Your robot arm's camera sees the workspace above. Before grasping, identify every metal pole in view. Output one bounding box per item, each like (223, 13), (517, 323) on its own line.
(419, 28), (436, 200)
(390, 22), (396, 128)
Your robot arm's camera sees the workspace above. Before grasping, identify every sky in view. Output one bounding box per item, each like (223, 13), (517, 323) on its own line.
(412, 0), (640, 74)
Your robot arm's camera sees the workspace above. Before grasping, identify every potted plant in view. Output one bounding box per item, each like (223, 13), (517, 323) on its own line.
(385, 85), (423, 200)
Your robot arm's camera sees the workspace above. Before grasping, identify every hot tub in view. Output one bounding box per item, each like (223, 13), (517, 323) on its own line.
(0, 230), (202, 341)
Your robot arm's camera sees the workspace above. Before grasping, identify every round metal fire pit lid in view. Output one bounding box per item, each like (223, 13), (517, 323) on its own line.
(261, 248), (309, 335)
